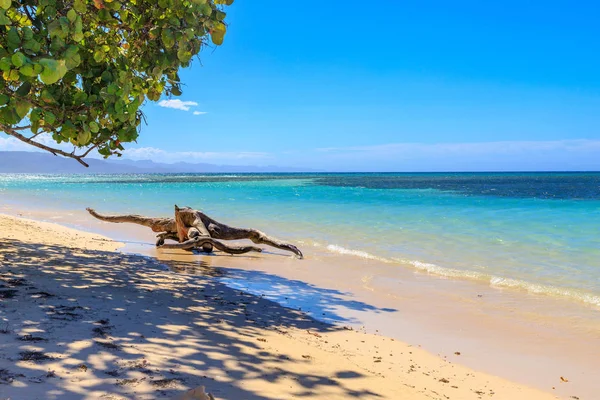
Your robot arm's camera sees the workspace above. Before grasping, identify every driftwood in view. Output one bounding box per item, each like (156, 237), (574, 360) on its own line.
(86, 206), (303, 258)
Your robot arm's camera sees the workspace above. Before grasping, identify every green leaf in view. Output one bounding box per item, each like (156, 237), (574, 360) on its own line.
(75, 130), (92, 146)
(161, 28), (175, 48)
(0, 106), (20, 124)
(73, 0), (86, 13)
(15, 81), (32, 96)
(39, 58), (68, 84)
(89, 121), (99, 133)
(214, 10), (226, 21)
(93, 50), (104, 62)
(0, 57), (10, 71)
(40, 89), (55, 104)
(0, 10), (10, 25)
(64, 46), (81, 69)
(19, 64), (36, 77)
(199, 3), (212, 15)
(177, 47), (192, 63)
(107, 83), (118, 95)
(11, 52), (26, 68)
(210, 23), (226, 45)
(73, 91), (87, 104)
(7, 27), (20, 48)
(44, 111), (56, 124)
(0, 94), (8, 106)
(47, 20), (62, 38)
(22, 27), (34, 41)
(0, 0), (11, 11)
(67, 9), (77, 22)
(31, 120), (40, 134)
(61, 121), (77, 138)
(24, 39), (41, 52)
(14, 99), (31, 119)
(29, 108), (42, 123)
(170, 85), (182, 96)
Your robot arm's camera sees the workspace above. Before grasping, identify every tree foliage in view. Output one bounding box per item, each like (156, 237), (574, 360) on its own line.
(0, 0), (233, 166)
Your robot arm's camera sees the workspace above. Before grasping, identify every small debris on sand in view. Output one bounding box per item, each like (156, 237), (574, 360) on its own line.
(151, 378), (181, 388)
(116, 378), (144, 387)
(0, 368), (25, 384)
(18, 334), (48, 342)
(19, 351), (54, 362)
(95, 340), (121, 351)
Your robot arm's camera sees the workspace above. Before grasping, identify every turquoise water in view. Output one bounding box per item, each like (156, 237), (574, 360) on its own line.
(1, 172), (599, 307)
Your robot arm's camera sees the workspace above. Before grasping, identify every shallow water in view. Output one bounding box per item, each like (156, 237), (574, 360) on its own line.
(1, 172), (599, 307)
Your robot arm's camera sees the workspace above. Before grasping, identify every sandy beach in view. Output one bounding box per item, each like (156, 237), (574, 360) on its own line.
(0, 212), (566, 400)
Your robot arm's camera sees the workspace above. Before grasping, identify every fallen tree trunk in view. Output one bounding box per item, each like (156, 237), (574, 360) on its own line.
(86, 207), (303, 258)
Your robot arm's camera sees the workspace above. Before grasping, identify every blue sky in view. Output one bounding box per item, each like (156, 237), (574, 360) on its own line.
(2, 1), (600, 171)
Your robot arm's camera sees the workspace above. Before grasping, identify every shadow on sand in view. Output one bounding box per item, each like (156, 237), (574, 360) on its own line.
(0, 238), (396, 399)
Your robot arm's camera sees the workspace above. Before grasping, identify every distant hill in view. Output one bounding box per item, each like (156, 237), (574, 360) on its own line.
(0, 151), (312, 173)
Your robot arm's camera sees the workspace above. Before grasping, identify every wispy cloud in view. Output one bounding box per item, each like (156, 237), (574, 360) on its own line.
(122, 147), (270, 164)
(0, 133), (76, 152)
(312, 139), (600, 171)
(157, 99), (206, 114)
(317, 139), (600, 155)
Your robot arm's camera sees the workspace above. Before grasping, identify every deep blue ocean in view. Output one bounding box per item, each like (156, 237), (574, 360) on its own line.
(1, 172), (599, 307)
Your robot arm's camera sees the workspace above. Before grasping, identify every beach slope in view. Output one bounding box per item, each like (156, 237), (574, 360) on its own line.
(0, 214), (557, 399)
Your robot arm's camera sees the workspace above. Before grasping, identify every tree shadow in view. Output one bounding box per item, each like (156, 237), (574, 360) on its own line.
(0, 239), (394, 399)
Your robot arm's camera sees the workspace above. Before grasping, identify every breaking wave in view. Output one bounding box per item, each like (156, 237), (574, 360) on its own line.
(321, 243), (600, 308)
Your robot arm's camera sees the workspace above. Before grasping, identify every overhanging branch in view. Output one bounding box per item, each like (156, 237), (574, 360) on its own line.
(1, 124), (90, 168)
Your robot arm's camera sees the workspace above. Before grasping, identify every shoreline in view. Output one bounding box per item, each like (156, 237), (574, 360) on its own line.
(2, 187), (599, 312)
(1, 205), (599, 398)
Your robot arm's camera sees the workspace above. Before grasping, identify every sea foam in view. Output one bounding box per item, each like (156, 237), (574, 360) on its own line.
(321, 243), (600, 308)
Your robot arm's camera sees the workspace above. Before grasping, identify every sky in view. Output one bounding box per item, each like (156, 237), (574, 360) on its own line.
(2, 0), (600, 171)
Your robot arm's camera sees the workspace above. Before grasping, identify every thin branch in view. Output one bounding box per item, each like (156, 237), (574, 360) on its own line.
(78, 143), (99, 158)
(1, 124), (90, 168)
(29, 131), (44, 139)
(13, 125), (31, 131)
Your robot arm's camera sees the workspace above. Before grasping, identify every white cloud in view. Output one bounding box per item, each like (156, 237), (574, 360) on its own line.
(193, 111), (207, 115)
(122, 147), (270, 164)
(157, 99), (199, 111)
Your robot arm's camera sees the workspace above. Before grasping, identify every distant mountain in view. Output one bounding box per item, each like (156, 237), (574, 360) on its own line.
(0, 151), (313, 173)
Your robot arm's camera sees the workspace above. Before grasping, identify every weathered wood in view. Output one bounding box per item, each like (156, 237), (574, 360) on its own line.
(86, 208), (176, 232)
(173, 205), (303, 258)
(160, 236), (263, 255)
(86, 206), (303, 258)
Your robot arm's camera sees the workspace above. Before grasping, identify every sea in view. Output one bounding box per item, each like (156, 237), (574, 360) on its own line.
(1, 172), (599, 308)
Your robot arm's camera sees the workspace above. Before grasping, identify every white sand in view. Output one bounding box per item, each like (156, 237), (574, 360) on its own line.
(0, 214), (560, 399)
